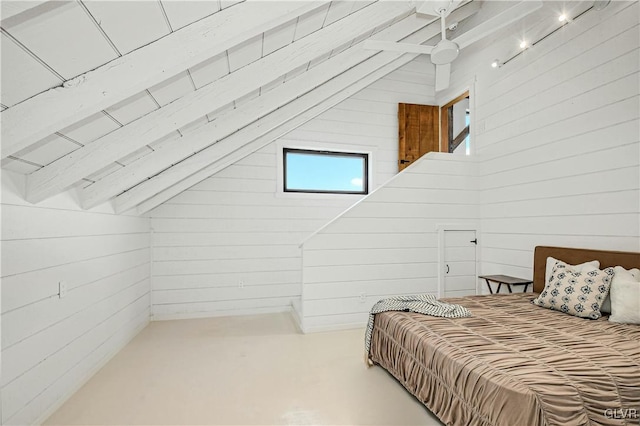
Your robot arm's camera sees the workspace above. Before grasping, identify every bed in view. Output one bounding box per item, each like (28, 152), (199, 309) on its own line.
(367, 246), (640, 426)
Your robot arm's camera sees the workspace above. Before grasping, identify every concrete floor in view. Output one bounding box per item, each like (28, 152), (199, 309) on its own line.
(44, 312), (442, 425)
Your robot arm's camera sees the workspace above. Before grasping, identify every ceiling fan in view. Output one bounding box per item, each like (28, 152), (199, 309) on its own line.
(363, 0), (543, 91)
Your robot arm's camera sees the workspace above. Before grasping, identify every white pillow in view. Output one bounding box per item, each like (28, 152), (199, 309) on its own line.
(608, 266), (640, 324)
(601, 267), (639, 314)
(545, 257), (600, 286)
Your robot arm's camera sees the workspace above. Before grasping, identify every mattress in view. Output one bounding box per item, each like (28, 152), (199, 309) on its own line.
(368, 293), (640, 426)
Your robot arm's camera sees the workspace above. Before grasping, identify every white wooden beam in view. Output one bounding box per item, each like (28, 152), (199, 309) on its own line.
(130, 53), (419, 215)
(115, 2), (482, 214)
(1, 1), (50, 22)
(116, 5), (479, 212)
(453, 1), (543, 49)
(79, 14), (439, 209)
(83, 2), (481, 209)
(25, 1), (414, 204)
(363, 40), (434, 55)
(1, 2), (328, 159)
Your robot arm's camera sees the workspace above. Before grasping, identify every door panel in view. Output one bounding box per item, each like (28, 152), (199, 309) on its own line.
(443, 231), (476, 246)
(443, 230), (477, 297)
(444, 246), (475, 260)
(398, 103), (439, 171)
(445, 261), (476, 276)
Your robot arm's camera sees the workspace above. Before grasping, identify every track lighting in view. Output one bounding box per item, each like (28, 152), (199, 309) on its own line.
(492, 5), (595, 71)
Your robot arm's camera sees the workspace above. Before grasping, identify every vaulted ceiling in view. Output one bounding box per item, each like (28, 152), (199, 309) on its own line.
(1, 0), (595, 215)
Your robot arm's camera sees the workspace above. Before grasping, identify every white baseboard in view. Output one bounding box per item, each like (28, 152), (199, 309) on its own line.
(151, 305), (291, 321)
(302, 321), (367, 334)
(289, 301), (303, 333)
(32, 315), (149, 426)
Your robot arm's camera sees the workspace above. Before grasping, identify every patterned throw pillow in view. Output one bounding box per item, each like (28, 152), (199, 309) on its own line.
(532, 261), (614, 319)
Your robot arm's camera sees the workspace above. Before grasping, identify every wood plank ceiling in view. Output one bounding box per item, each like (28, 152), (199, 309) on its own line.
(0, 0), (594, 214)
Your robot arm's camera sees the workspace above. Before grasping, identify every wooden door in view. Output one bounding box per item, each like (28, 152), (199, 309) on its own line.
(398, 103), (439, 171)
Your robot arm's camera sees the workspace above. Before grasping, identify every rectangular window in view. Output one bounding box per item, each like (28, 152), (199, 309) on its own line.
(283, 148), (368, 195)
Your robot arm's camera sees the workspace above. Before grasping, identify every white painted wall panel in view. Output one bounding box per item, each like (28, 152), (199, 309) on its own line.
(462, 2), (640, 286)
(153, 257), (299, 276)
(2, 233), (148, 277)
(303, 233), (431, 250)
(3, 274), (149, 388)
(303, 277), (433, 300)
(475, 8), (639, 121)
(152, 231), (308, 247)
(304, 261), (438, 285)
(300, 154), (478, 331)
(4, 5), (637, 425)
(298, 2), (639, 329)
(148, 4), (638, 332)
(479, 74), (637, 148)
(151, 297), (295, 319)
(151, 217), (328, 234)
(304, 247), (436, 267)
(1, 171), (151, 425)
(152, 270), (300, 291)
(148, 57), (436, 319)
(480, 233), (640, 254)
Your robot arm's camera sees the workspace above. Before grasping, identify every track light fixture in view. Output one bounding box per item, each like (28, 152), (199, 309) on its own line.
(500, 5), (595, 68)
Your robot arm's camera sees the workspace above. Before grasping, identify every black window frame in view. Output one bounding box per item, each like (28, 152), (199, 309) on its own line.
(283, 148), (369, 195)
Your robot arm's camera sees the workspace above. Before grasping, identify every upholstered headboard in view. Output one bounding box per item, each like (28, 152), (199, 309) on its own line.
(533, 246), (640, 293)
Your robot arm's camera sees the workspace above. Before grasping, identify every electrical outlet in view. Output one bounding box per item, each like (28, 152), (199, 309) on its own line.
(58, 281), (67, 298)
(239, 280), (244, 289)
(359, 293), (366, 303)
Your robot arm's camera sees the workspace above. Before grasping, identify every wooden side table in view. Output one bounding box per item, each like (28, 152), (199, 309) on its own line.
(479, 275), (534, 294)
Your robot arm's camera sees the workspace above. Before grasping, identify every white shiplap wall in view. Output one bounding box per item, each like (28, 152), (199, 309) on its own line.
(296, 1), (639, 329)
(148, 57), (436, 320)
(1, 171), (151, 425)
(300, 153), (478, 332)
(468, 2), (640, 279)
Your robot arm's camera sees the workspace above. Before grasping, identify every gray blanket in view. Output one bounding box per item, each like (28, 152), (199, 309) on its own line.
(365, 294), (471, 356)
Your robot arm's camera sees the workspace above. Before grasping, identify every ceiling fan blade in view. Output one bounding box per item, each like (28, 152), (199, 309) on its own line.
(362, 39), (434, 55)
(452, 1), (543, 50)
(435, 63), (451, 92)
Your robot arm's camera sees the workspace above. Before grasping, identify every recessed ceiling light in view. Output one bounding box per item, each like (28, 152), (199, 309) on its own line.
(491, 60), (499, 68)
(558, 14), (567, 21)
(520, 40), (527, 49)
